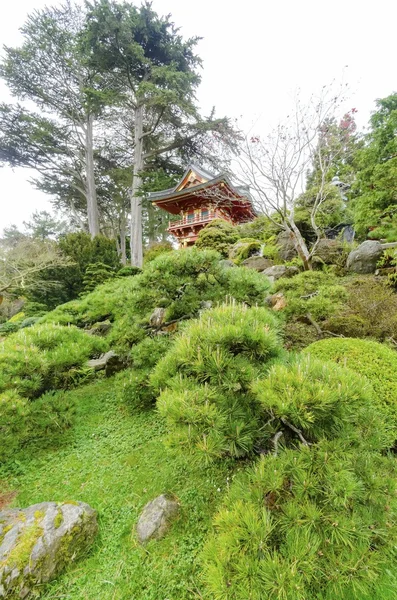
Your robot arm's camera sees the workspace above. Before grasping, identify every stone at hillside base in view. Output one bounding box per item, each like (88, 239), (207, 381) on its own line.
(241, 256), (274, 272)
(0, 501), (97, 599)
(276, 231), (298, 261)
(87, 350), (123, 376)
(346, 241), (384, 274)
(266, 293), (287, 311)
(312, 238), (344, 266)
(219, 259), (236, 269)
(149, 307), (166, 327)
(262, 265), (299, 283)
(136, 495), (179, 544)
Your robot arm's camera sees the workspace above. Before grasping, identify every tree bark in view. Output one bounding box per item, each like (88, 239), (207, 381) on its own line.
(288, 221), (312, 270)
(85, 114), (100, 238)
(130, 104), (144, 267)
(120, 211), (127, 266)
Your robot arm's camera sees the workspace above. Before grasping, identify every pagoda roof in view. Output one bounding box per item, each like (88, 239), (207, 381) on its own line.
(148, 164), (256, 218)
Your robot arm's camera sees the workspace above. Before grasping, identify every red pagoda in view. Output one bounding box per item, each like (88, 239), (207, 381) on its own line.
(149, 164), (256, 247)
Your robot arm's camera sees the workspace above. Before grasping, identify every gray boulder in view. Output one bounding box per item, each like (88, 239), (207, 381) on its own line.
(346, 241), (384, 274)
(219, 259), (236, 269)
(262, 265), (299, 283)
(0, 501), (97, 599)
(276, 231), (298, 261)
(87, 350), (123, 375)
(136, 495), (179, 544)
(312, 239), (344, 266)
(241, 256), (274, 272)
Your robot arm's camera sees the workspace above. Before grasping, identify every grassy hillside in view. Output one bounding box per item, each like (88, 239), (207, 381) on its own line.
(1, 377), (235, 600)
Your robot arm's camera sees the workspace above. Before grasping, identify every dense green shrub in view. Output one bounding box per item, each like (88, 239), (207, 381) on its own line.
(143, 241), (173, 263)
(304, 338), (397, 411)
(81, 262), (116, 294)
(203, 441), (397, 600)
(273, 270), (347, 321)
(324, 276), (397, 340)
(0, 390), (75, 463)
(152, 303), (283, 460)
(42, 249), (272, 354)
(115, 336), (172, 409)
(196, 219), (239, 257)
(253, 355), (391, 451)
(0, 324), (106, 398)
(26, 232), (120, 308)
(117, 265), (141, 277)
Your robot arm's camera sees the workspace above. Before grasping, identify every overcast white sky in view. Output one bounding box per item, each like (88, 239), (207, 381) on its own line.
(1, 0), (396, 233)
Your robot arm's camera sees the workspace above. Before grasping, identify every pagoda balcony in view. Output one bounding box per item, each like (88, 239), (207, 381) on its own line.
(168, 211), (217, 230)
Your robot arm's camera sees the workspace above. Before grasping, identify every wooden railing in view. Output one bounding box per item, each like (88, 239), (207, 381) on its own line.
(168, 211), (216, 229)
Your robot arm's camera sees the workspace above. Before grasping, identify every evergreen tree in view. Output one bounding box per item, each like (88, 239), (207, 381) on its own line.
(84, 0), (237, 267)
(352, 93), (397, 240)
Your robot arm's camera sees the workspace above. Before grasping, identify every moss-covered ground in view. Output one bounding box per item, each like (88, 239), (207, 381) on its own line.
(0, 378), (236, 600)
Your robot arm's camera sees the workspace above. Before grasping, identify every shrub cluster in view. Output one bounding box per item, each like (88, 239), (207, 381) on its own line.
(0, 323), (106, 399)
(0, 323), (103, 463)
(195, 219), (239, 257)
(152, 303), (283, 460)
(203, 441), (397, 600)
(305, 337), (397, 412)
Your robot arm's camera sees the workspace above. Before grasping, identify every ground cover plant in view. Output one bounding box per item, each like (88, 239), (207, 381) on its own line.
(305, 337), (397, 412)
(0, 378), (236, 600)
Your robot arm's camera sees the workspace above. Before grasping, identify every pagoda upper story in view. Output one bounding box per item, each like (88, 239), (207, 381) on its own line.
(149, 164), (256, 247)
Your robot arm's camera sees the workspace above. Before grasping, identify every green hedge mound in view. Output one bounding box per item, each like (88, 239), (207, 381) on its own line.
(304, 338), (397, 410)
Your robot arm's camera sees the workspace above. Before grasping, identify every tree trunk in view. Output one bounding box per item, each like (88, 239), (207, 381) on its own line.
(85, 114), (100, 238)
(288, 221), (312, 270)
(130, 104), (144, 267)
(120, 212), (127, 266)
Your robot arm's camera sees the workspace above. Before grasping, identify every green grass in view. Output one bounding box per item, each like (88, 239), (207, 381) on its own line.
(1, 379), (236, 600)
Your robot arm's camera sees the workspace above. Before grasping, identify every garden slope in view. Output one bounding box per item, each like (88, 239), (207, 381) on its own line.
(1, 378), (234, 600)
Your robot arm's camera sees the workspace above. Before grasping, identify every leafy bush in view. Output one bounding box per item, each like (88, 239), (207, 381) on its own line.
(143, 241), (173, 264)
(42, 249), (273, 354)
(81, 262), (116, 294)
(196, 219), (239, 257)
(0, 321), (19, 335)
(0, 324), (106, 398)
(0, 390), (75, 463)
(304, 337), (397, 411)
(152, 303), (283, 460)
(26, 232), (120, 308)
(117, 265), (141, 277)
(273, 270), (347, 321)
(323, 276), (397, 341)
(115, 336), (172, 409)
(253, 355), (391, 451)
(203, 441), (397, 600)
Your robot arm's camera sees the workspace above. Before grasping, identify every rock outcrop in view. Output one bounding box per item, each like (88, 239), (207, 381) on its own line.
(0, 501), (97, 599)
(136, 495), (179, 544)
(241, 256), (274, 272)
(346, 241), (384, 274)
(262, 265), (299, 283)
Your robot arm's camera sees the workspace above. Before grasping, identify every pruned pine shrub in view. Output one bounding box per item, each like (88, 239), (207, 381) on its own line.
(115, 336), (172, 409)
(253, 356), (393, 452)
(305, 337), (397, 413)
(42, 249), (272, 354)
(203, 441), (397, 600)
(0, 324), (106, 398)
(273, 270), (347, 322)
(0, 390), (75, 463)
(151, 303), (283, 460)
(195, 219), (239, 257)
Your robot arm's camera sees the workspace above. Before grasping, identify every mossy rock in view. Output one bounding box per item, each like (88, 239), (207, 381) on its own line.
(0, 501), (97, 598)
